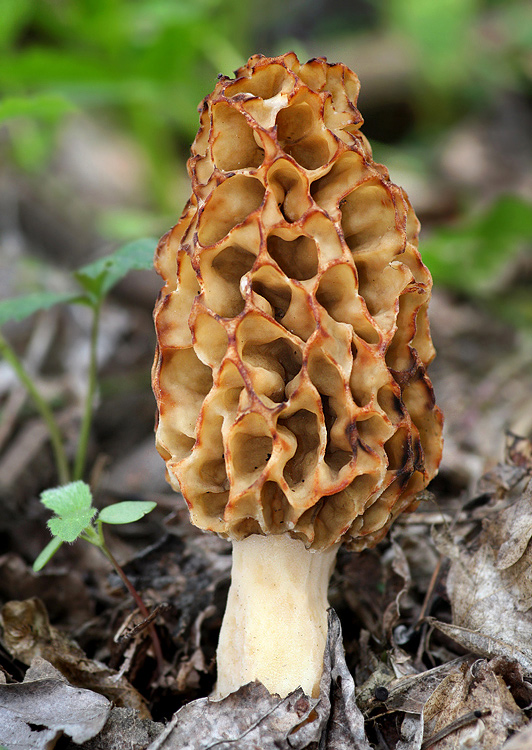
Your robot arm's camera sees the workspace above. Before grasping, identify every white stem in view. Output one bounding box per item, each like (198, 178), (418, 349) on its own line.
(214, 534), (339, 699)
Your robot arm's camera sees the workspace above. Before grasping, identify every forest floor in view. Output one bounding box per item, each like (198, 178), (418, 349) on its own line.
(1, 255), (532, 748)
(1, 98), (532, 747)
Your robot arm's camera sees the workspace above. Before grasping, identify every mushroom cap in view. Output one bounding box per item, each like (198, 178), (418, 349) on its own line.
(152, 53), (443, 551)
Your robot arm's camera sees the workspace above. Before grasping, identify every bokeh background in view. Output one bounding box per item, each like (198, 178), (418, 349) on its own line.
(1, 0), (532, 519)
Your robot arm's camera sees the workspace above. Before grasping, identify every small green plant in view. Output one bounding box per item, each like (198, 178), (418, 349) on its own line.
(33, 480), (156, 571)
(0, 238), (164, 669)
(33, 480), (163, 670)
(0, 237), (157, 484)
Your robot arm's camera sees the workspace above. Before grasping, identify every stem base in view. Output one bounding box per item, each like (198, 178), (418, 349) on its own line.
(214, 534), (339, 699)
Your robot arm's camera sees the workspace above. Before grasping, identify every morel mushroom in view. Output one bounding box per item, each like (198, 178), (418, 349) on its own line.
(152, 52), (443, 700)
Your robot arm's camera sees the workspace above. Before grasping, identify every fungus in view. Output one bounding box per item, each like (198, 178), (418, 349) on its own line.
(152, 53), (443, 700)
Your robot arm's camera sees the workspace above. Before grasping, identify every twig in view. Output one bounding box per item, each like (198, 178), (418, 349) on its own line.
(416, 557), (443, 627)
(102, 545), (165, 677)
(420, 708), (490, 750)
(115, 603), (170, 643)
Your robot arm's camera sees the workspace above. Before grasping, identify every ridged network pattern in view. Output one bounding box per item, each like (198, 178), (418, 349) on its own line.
(152, 52), (443, 551)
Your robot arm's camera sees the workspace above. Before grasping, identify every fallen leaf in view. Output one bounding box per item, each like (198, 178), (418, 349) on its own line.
(422, 659), (526, 749)
(145, 610), (371, 750)
(321, 611), (371, 749)
(503, 720), (532, 749)
(427, 620), (532, 676)
(435, 475), (532, 675)
(502, 432), (532, 475)
(359, 657), (470, 716)
(0, 598), (150, 717)
(0, 658), (110, 749)
(492, 481), (532, 571)
(358, 657), (471, 750)
(396, 713), (424, 750)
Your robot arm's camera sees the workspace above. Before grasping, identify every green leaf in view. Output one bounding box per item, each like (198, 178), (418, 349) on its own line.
(0, 93), (76, 124)
(99, 500), (157, 525)
(387, 0), (478, 92)
(33, 536), (64, 572)
(0, 290), (83, 327)
(423, 195), (532, 296)
(0, 48), (120, 90)
(41, 481), (97, 543)
(0, 0), (32, 49)
(97, 208), (170, 242)
(74, 237), (157, 302)
(490, 290), (532, 330)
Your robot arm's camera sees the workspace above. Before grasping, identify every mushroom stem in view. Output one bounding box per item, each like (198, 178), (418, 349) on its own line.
(214, 534), (339, 699)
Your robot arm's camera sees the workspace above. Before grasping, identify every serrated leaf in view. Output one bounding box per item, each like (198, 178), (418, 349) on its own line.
(99, 500), (157, 525)
(33, 537), (64, 572)
(74, 237), (157, 301)
(0, 291), (83, 327)
(41, 482), (97, 543)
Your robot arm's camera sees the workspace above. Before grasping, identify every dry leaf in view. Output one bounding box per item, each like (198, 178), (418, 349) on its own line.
(358, 658), (471, 750)
(491, 480), (532, 571)
(422, 659), (526, 749)
(0, 597), (150, 717)
(146, 611), (371, 750)
(396, 713), (424, 750)
(502, 720), (532, 749)
(0, 658), (110, 749)
(428, 620), (532, 675)
(359, 657), (470, 716)
(443, 478), (532, 673)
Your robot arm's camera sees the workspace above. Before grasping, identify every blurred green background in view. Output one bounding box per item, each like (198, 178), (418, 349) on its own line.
(1, 0), (531, 315)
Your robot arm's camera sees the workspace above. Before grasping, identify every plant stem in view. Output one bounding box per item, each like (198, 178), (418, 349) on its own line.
(0, 332), (70, 484)
(101, 543), (165, 677)
(73, 301), (101, 481)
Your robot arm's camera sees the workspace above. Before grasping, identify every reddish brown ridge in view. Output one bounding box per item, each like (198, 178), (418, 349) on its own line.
(152, 52), (443, 552)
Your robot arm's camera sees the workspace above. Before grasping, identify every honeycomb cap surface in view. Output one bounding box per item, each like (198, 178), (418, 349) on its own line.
(152, 53), (443, 551)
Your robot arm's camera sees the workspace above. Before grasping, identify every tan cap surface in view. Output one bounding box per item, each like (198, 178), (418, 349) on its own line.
(152, 52), (443, 550)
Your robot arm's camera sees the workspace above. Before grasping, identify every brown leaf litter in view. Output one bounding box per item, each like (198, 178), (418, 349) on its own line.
(0, 597), (150, 717)
(2, 437), (532, 748)
(0, 657), (110, 749)
(143, 611), (370, 750)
